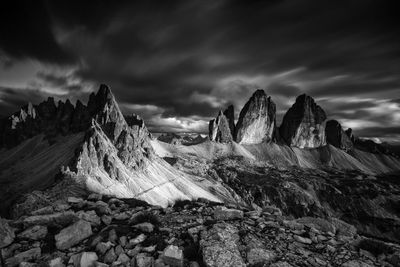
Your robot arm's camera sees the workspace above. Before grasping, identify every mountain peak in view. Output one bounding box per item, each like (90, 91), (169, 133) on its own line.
(252, 89), (267, 98)
(97, 84), (114, 102)
(234, 89), (276, 144)
(0, 84), (126, 148)
(326, 120), (353, 151)
(209, 109), (234, 143)
(280, 94), (327, 148)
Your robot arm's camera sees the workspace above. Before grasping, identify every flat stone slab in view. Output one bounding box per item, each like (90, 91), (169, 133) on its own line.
(55, 220), (92, 250)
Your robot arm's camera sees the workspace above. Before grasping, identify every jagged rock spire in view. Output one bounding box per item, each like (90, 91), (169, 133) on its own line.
(279, 94), (327, 148)
(0, 84), (139, 149)
(326, 120), (353, 152)
(234, 89), (276, 144)
(345, 128), (355, 143)
(223, 105), (235, 138)
(209, 110), (234, 143)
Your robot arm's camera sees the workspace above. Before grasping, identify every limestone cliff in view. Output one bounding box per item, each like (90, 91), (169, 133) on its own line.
(235, 90), (276, 144)
(280, 94), (327, 148)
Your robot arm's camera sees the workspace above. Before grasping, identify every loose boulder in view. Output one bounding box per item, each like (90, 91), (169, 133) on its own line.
(0, 218), (15, 248)
(214, 206), (244, 221)
(162, 245), (184, 267)
(55, 220), (93, 250)
(200, 223), (246, 267)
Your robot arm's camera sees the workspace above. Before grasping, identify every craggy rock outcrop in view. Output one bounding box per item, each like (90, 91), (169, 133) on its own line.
(354, 138), (394, 156)
(235, 89), (276, 144)
(83, 87), (154, 169)
(326, 120), (354, 152)
(223, 105), (235, 138)
(0, 218), (15, 248)
(345, 128), (398, 157)
(0, 84), (124, 149)
(209, 110), (234, 143)
(200, 223), (246, 267)
(212, 157), (400, 244)
(280, 94), (327, 148)
(73, 88), (154, 178)
(2, 194), (399, 267)
(345, 128), (356, 143)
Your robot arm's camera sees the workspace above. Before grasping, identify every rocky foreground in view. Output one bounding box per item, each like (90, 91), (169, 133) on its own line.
(1, 194), (400, 267)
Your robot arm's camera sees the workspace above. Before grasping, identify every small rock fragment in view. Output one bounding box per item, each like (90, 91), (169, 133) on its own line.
(213, 206), (243, 221)
(18, 225), (48, 240)
(136, 253), (154, 267)
(247, 248), (276, 265)
(5, 248), (41, 267)
(69, 252), (98, 267)
(0, 217), (15, 248)
(162, 245), (184, 267)
(134, 222), (154, 233)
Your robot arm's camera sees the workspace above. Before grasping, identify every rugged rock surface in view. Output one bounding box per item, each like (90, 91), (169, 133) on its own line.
(235, 89), (276, 144)
(345, 128), (399, 157)
(211, 157), (400, 244)
(280, 94), (327, 148)
(345, 128), (356, 143)
(0, 218), (15, 248)
(326, 120), (354, 152)
(1, 194), (399, 267)
(354, 138), (396, 156)
(209, 110), (234, 143)
(0, 96), (87, 149)
(223, 105), (235, 138)
(0, 84), (150, 151)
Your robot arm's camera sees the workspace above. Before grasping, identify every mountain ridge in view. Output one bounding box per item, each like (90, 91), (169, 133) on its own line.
(0, 85), (237, 217)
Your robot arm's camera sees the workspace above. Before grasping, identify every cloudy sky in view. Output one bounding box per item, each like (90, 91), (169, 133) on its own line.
(0, 0), (399, 142)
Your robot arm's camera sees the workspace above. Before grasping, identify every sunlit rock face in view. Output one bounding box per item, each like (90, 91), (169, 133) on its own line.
(76, 85), (154, 173)
(280, 94), (327, 148)
(326, 120), (353, 152)
(234, 89), (276, 144)
(209, 109), (234, 143)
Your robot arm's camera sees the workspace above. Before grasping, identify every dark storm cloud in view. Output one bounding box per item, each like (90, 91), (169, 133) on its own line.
(0, 0), (75, 64)
(388, 99), (400, 105)
(0, 0), (399, 135)
(268, 84), (301, 98)
(354, 126), (400, 138)
(0, 86), (52, 115)
(37, 72), (69, 88)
